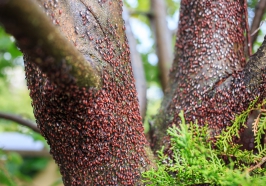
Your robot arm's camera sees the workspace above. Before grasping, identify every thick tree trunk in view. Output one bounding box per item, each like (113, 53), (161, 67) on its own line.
(151, 0), (266, 151)
(1, 0), (153, 185)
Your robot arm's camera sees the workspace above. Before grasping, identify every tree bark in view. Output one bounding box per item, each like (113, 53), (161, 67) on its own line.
(0, 0), (101, 89)
(1, 0), (154, 185)
(151, 0), (266, 151)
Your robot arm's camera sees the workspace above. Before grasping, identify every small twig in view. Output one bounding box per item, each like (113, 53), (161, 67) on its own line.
(247, 157), (266, 173)
(128, 10), (153, 19)
(244, 0), (252, 56)
(251, 21), (266, 37)
(250, 0), (266, 46)
(252, 113), (261, 136)
(0, 112), (40, 133)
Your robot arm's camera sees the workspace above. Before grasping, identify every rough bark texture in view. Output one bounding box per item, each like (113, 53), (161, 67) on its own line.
(0, 0), (153, 185)
(151, 0), (266, 151)
(0, 0), (101, 88)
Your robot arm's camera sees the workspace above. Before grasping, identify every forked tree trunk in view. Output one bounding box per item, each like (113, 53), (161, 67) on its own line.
(1, 0), (266, 185)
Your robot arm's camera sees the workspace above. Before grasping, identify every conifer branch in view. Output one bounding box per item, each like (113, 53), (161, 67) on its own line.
(247, 157), (266, 173)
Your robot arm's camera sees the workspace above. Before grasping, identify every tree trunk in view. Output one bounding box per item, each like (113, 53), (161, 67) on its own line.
(1, 0), (154, 185)
(151, 0), (266, 151)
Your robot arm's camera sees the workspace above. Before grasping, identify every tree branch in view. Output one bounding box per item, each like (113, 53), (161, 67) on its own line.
(250, 0), (266, 47)
(129, 10), (153, 19)
(150, 0), (173, 92)
(0, 112), (40, 133)
(0, 0), (101, 88)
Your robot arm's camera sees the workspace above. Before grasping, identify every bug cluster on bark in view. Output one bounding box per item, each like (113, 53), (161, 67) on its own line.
(25, 0), (150, 185)
(152, 0), (266, 151)
(5, 0), (266, 185)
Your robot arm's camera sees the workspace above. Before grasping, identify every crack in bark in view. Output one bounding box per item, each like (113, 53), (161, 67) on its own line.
(79, 0), (106, 36)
